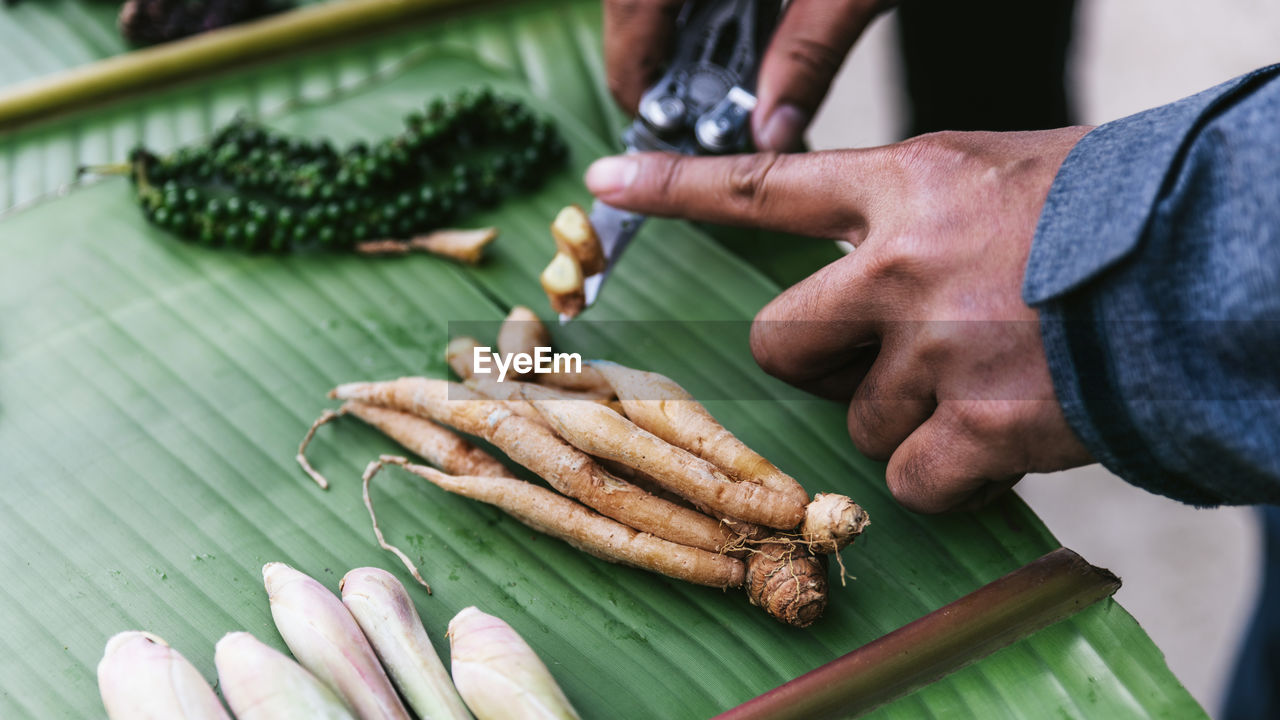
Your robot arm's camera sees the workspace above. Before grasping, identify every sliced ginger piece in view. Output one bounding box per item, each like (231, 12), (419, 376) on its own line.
(540, 252), (585, 317)
(551, 204), (605, 275)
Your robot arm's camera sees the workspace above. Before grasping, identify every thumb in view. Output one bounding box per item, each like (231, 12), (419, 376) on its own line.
(753, 0), (885, 151)
(585, 150), (876, 240)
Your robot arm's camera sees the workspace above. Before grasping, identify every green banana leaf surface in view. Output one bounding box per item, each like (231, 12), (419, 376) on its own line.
(0, 1), (1202, 718)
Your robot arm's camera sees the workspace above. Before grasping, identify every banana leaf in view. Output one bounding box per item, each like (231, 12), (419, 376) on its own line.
(0, 1), (1202, 717)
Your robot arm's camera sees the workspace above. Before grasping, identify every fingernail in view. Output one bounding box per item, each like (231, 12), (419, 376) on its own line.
(757, 104), (809, 151)
(584, 156), (638, 195)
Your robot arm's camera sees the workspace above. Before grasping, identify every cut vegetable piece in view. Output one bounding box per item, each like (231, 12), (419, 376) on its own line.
(522, 385), (805, 529)
(263, 563), (412, 720)
(356, 228), (497, 263)
(802, 493), (870, 553)
(366, 457), (744, 588)
(215, 632), (355, 720)
(340, 568), (473, 720)
(97, 631), (231, 720)
(446, 337), (486, 380)
(593, 362), (811, 508)
(449, 607), (582, 720)
(411, 227), (498, 264)
(498, 306), (551, 378)
(550, 204), (605, 275)
(330, 378), (740, 553)
(540, 252), (584, 317)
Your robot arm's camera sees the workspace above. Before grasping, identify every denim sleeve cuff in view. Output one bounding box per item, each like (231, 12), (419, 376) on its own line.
(1026, 64), (1280, 506)
(1023, 67), (1277, 305)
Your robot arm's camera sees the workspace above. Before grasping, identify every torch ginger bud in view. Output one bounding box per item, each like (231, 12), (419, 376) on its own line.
(97, 631), (231, 720)
(448, 606), (581, 720)
(214, 632), (355, 720)
(341, 568), (472, 720)
(264, 562), (412, 720)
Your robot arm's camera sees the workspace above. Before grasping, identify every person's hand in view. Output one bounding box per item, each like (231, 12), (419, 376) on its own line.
(584, 128), (1097, 512)
(604, 0), (893, 151)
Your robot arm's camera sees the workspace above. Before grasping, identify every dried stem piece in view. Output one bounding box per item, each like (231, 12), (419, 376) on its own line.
(715, 548), (1122, 720)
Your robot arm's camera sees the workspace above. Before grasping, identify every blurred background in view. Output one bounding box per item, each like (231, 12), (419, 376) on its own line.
(806, 0), (1280, 715)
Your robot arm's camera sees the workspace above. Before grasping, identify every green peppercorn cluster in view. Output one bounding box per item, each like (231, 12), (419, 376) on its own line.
(129, 88), (568, 252)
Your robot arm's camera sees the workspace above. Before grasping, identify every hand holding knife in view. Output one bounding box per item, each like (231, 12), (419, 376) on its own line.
(567, 0), (782, 323)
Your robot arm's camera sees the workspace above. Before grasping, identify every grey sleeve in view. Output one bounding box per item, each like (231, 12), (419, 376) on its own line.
(1023, 64), (1280, 505)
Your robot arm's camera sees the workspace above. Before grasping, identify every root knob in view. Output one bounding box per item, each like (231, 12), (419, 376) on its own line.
(802, 493), (870, 554)
(745, 542), (828, 628)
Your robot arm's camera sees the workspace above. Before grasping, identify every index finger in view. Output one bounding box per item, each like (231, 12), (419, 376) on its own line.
(584, 150), (880, 240)
(604, 0), (685, 112)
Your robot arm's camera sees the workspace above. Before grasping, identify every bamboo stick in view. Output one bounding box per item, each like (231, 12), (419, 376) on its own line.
(714, 548), (1121, 720)
(0, 0), (475, 131)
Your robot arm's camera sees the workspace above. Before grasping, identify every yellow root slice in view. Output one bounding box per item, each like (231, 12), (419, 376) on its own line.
(497, 307), (551, 378)
(540, 252), (584, 318)
(592, 362), (811, 509)
(330, 378), (741, 553)
(551, 204), (605, 276)
(366, 456), (745, 589)
(354, 227), (497, 264)
(446, 337), (486, 381)
(522, 385), (806, 530)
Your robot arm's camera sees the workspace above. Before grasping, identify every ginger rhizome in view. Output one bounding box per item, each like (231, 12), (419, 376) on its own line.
(302, 309), (867, 627)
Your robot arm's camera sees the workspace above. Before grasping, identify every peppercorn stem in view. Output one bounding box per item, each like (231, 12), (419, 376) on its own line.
(78, 163), (132, 177)
(714, 548), (1121, 720)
